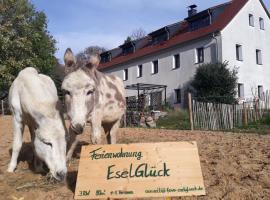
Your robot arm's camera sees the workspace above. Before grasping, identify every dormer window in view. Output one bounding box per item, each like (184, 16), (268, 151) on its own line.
(100, 52), (111, 63)
(152, 33), (168, 45)
(189, 15), (211, 31)
(149, 27), (170, 45)
(120, 42), (135, 56)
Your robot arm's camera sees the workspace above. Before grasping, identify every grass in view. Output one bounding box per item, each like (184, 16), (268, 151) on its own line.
(126, 107), (270, 134)
(156, 109), (191, 130)
(233, 124), (270, 135)
(233, 112), (270, 135)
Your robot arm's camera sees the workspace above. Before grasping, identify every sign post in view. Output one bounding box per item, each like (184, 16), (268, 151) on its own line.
(74, 142), (205, 199)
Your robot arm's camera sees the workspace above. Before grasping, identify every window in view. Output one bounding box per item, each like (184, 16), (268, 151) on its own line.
(196, 47), (204, 63)
(236, 44), (243, 61)
(238, 83), (244, 98)
(256, 49), (262, 65)
(100, 53), (111, 63)
(122, 45), (135, 55)
(137, 65), (142, 78)
(258, 85), (263, 98)
(174, 89), (181, 103)
(249, 14), (254, 26)
(189, 16), (211, 31)
(152, 60), (158, 74)
(123, 69), (128, 81)
(173, 54), (180, 69)
(259, 17), (264, 30)
(151, 33), (169, 45)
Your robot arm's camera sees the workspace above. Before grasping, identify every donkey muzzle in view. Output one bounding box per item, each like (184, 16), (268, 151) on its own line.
(70, 123), (85, 134)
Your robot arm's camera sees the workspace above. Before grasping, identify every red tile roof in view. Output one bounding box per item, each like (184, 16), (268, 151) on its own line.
(98, 0), (262, 70)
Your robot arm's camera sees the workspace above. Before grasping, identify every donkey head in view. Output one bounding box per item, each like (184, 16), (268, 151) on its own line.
(61, 48), (100, 134)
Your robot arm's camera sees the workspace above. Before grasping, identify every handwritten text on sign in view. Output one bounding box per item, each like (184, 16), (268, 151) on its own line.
(74, 142), (205, 199)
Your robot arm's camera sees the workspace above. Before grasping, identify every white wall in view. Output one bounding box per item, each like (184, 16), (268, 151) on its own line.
(221, 0), (270, 99)
(102, 35), (219, 106)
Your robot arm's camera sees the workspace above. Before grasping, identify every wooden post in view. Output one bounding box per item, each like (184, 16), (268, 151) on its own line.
(188, 93), (194, 130)
(1, 100), (4, 116)
(137, 83), (140, 112)
(243, 102), (248, 126)
(164, 86), (167, 105)
(123, 112), (127, 128)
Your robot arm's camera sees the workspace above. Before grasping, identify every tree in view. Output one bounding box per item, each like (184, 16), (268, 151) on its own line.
(130, 28), (146, 40)
(123, 28), (147, 44)
(0, 0), (57, 97)
(76, 46), (106, 66)
(124, 36), (132, 44)
(191, 62), (238, 104)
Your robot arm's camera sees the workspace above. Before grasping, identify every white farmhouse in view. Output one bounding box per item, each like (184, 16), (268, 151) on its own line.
(99, 0), (270, 107)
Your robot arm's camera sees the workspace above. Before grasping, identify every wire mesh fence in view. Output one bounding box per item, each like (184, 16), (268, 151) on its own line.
(125, 92), (163, 126)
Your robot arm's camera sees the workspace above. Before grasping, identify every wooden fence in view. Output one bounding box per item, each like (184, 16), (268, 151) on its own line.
(0, 99), (10, 116)
(190, 91), (270, 131)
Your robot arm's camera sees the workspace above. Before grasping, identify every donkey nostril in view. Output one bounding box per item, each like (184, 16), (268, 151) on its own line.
(76, 124), (84, 132)
(56, 171), (66, 181)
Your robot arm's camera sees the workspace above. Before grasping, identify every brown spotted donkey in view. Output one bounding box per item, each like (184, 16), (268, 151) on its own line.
(61, 48), (126, 161)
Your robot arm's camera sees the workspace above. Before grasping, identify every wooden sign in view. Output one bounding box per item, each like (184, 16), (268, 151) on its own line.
(74, 142), (205, 199)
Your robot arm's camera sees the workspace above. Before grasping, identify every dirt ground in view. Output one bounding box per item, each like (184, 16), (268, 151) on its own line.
(0, 116), (270, 200)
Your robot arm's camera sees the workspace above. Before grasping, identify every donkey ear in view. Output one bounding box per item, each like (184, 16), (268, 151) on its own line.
(64, 48), (76, 67)
(86, 54), (100, 71)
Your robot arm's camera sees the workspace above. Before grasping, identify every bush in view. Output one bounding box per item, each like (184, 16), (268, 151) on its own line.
(191, 62), (238, 104)
(260, 112), (270, 125)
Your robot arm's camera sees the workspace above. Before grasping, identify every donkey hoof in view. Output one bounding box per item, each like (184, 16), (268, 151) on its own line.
(7, 166), (15, 173)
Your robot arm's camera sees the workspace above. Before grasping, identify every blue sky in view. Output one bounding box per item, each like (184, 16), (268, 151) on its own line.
(31, 0), (270, 62)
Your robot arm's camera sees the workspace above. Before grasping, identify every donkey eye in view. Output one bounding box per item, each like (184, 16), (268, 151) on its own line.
(43, 141), (52, 148)
(87, 90), (93, 95)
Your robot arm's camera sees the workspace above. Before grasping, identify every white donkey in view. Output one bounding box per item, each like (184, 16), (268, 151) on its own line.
(8, 67), (67, 181)
(61, 48), (126, 161)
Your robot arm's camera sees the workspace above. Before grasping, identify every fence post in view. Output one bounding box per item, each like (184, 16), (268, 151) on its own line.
(123, 112), (127, 128)
(1, 100), (4, 116)
(243, 102), (248, 126)
(188, 93), (194, 130)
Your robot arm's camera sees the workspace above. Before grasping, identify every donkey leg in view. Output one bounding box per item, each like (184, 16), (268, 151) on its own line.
(109, 120), (120, 144)
(28, 125), (46, 173)
(7, 115), (24, 172)
(66, 134), (80, 162)
(102, 122), (113, 144)
(91, 120), (103, 144)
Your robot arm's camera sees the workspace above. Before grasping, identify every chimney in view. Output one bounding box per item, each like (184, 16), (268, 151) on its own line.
(188, 4), (197, 17)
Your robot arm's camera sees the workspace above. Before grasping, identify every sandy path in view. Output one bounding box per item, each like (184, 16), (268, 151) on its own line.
(0, 116), (270, 200)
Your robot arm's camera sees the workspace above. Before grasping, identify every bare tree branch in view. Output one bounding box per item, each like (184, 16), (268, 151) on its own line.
(76, 46), (106, 66)
(130, 28), (147, 40)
